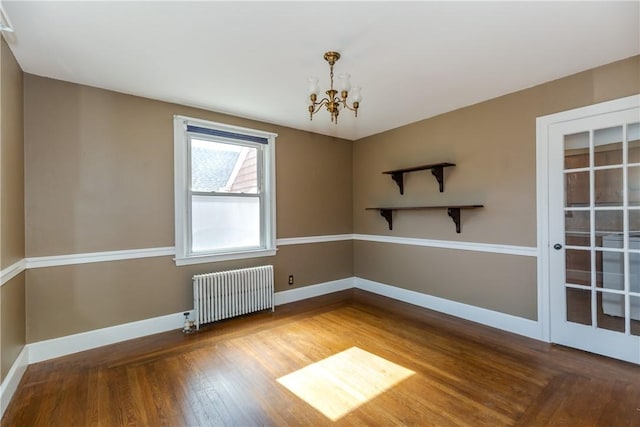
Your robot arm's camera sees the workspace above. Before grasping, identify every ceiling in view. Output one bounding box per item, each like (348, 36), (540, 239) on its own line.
(2, 1), (639, 141)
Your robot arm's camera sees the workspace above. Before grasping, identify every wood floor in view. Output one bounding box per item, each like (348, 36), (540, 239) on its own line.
(4, 289), (640, 426)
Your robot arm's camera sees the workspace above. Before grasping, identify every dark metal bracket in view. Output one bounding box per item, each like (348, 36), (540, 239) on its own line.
(366, 204), (483, 234)
(431, 166), (445, 192)
(447, 208), (461, 233)
(382, 162), (455, 195)
(379, 209), (393, 230)
(390, 172), (404, 195)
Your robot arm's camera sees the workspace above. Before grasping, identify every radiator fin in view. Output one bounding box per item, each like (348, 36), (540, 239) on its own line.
(193, 265), (274, 330)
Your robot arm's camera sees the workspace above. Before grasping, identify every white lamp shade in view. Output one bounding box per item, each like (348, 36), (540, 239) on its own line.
(338, 73), (351, 92)
(350, 86), (362, 102)
(308, 77), (320, 95)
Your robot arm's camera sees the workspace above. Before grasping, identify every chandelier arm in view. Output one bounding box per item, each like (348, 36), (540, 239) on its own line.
(339, 101), (358, 112)
(310, 99), (329, 115)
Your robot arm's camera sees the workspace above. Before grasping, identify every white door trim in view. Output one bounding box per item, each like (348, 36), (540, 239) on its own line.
(536, 94), (640, 345)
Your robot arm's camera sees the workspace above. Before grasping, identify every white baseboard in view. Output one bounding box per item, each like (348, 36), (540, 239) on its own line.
(28, 310), (194, 364)
(26, 278), (355, 365)
(274, 277), (355, 306)
(2, 275), (544, 418)
(354, 278), (543, 341)
(0, 346), (28, 418)
(26, 276), (541, 365)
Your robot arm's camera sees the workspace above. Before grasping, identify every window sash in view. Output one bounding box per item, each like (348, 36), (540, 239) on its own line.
(174, 115), (276, 265)
(187, 133), (264, 195)
(186, 192), (265, 257)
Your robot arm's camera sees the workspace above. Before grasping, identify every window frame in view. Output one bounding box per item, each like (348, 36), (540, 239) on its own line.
(173, 115), (277, 266)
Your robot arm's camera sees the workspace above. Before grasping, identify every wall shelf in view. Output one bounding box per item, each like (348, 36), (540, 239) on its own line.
(365, 205), (484, 233)
(382, 162), (455, 194)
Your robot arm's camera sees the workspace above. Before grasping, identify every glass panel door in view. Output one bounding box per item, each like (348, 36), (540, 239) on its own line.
(549, 106), (640, 364)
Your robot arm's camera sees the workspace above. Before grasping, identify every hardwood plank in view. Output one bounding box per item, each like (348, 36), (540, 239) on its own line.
(3, 289), (640, 426)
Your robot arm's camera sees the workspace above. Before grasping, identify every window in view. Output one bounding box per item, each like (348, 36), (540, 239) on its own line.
(173, 115), (277, 265)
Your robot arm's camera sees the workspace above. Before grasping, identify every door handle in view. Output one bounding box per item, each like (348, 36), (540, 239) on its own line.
(553, 243), (563, 250)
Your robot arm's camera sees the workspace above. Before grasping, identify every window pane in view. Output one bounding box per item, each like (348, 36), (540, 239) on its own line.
(595, 168), (622, 206)
(595, 210), (623, 247)
(631, 251), (640, 294)
(565, 171), (589, 207)
(632, 295), (640, 336)
(191, 138), (258, 194)
(191, 196), (260, 252)
(630, 166), (640, 207)
(566, 288), (591, 326)
(629, 210), (640, 233)
(598, 292), (625, 332)
(631, 233), (640, 294)
(566, 249), (590, 286)
(594, 126), (622, 167)
(601, 248), (623, 291)
(564, 131), (589, 169)
(629, 122), (640, 164)
(565, 210), (589, 246)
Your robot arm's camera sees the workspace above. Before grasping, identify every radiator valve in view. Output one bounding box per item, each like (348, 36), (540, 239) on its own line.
(182, 312), (195, 334)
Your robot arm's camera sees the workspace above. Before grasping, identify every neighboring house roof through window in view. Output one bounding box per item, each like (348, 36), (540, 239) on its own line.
(191, 143), (240, 192)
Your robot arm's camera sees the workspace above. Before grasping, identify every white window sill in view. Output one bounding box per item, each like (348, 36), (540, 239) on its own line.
(174, 248), (277, 266)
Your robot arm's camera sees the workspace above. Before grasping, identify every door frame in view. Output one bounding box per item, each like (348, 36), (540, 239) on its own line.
(535, 94), (640, 345)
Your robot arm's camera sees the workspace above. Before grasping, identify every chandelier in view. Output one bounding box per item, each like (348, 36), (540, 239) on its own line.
(307, 51), (362, 124)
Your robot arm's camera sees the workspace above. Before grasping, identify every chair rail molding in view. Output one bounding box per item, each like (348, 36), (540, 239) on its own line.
(0, 259), (26, 286)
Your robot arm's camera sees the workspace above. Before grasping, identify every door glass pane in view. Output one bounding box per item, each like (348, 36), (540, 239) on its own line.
(631, 231), (640, 294)
(631, 296), (640, 337)
(630, 211), (640, 233)
(565, 210), (589, 246)
(598, 292), (625, 332)
(567, 288), (592, 325)
(595, 168), (623, 206)
(594, 250), (603, 287)
(630, 166), (640, 207)
(594, 126), (623, 167)
(629, 122), (640, 164)
(595, 211), (623, 247)
(630, 252), (640, 293)
(601, 248), (624, 291)
(566, 249), (591, 286)
(565, 131), (589, 169)
(566, 171), (589, 207)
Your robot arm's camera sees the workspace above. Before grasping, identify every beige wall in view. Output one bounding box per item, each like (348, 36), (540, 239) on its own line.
(24, 75), (354, 342)
(24, 75), (353, 256)
(0, 38), (26, 381)
(353, 55), (640, 320)
(26, 241), (352, 342)
(2, 273), (25, 378)
(1, 39), (24, 268)
(17, 53), (640, 342)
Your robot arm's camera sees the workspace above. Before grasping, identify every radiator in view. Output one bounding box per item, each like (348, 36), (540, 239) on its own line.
(193, 265), (274, 330)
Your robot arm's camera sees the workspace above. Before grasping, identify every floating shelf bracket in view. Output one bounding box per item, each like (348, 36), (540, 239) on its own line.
(382, 162), (455, 195)
(390, 173), (404, 195)
(379, 209), (394, 230)
(366, 205), (483, 234)
(431, 166), (446, 193)
(447, 208), (461, 233)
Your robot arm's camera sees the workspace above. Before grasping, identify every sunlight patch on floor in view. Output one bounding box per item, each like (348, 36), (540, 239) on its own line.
(276, 346), (415, 421)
